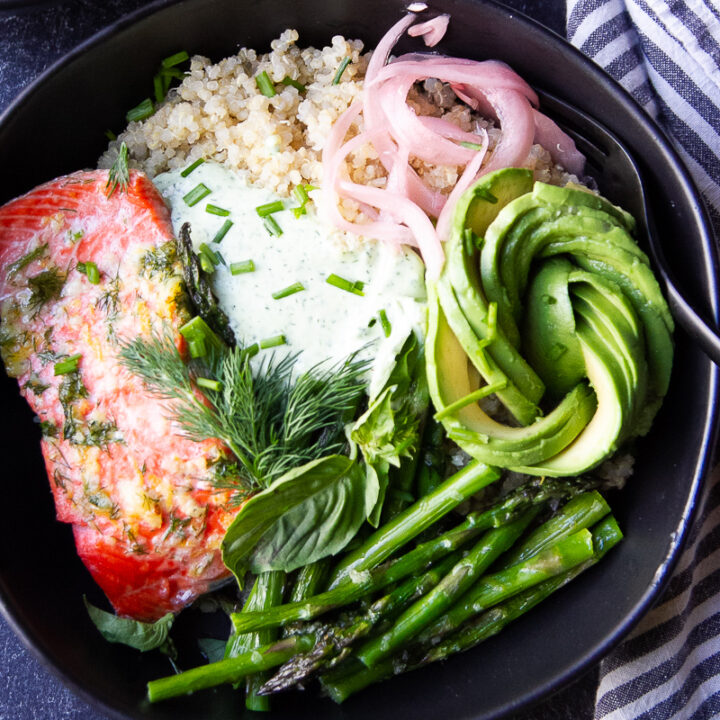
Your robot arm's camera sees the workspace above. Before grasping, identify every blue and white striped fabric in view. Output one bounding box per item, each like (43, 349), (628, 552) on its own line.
(566, 3), (720, 717)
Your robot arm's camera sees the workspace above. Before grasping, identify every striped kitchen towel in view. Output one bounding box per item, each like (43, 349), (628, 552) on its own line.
(566, 3), (720, 717)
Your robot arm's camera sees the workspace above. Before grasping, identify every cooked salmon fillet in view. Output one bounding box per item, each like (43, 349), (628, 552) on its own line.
(0, 170), (239, 621)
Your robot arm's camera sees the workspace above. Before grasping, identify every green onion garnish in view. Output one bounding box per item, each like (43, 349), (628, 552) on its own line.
(183, 183), (212, 207)
(214, 250), (226, 267)
(379, 309), (392, 337)
(198, 243), (219, 270)
(188, 338), (206, 358)
(213, 219), (233, 243)
(230, 260), (255, 275)
(180, 158), (205, 177)
(104, 129), (117, 141)
(54, 354), (82, 376)
(126, 98), (155, 123)
(272, 282), (305, 300)
(199, 255), (215, 274)
(77, 261), (101, 285)
(459, 140), (485, 151)
(281, 76), (306, 92)
(162, 51), (190, 68)
(292, 184), (313, 217)
(263, 216), (283, 237)
(326, 273), (364, 296)
(206, 204), (230, 216)
(333, 57), (352, 85)
(153, 74), (165, 104)
(243, 343), (260, 359)
(434, 380), (508, 421)
(255, 71), (276, 98)
(180, 316), (222, 356)
(255, 201), (284, 218)
(260, 334), (287, 349)
(196, 377), (223, 392)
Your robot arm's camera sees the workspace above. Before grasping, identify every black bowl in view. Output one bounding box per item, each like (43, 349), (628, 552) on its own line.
(0, 1), (717, 719)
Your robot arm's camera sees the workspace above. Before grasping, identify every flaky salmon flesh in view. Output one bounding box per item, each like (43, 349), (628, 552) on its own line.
(0, 170), (240, 621)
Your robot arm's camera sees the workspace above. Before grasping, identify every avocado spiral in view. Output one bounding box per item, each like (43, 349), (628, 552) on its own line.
(427, 168), (674, 477)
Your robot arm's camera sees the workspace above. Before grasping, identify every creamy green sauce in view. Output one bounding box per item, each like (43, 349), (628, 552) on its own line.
(153, 162), (427, 396)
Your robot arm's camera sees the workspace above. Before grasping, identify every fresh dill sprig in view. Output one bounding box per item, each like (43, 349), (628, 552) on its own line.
(27, 268), (66, 314)
(119, 330), (369, 491)
(106, 141), (130, 198)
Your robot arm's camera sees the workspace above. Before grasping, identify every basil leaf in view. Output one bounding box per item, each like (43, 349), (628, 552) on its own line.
(222, 455), (377, 578)
(84, 597), (174, 652)
(198, 637), (228, 663)
(351, 333), (429, 523)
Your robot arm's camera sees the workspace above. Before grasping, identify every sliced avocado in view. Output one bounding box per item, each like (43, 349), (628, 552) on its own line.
(426, 288), (597, 468)
(523, 257), (584, 398)
(427, 175), (673, 478)
(441, 167), (545, 425)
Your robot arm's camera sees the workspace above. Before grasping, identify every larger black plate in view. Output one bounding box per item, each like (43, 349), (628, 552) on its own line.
(0, 1), (717, 718)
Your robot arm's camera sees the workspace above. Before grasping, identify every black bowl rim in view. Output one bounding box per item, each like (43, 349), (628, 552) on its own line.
(0, 1), (718, 718)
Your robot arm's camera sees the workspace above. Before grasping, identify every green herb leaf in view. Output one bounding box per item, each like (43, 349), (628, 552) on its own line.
(183, 183), (212, 207)
(255, 201), (284, 218)
(230, 260), (255, 275)
(126, 98), (155, 123)
(162, 50), (190, 68)
(271, 282), (304, 300)
(84, 597), (174, 652)
(326, 273), (364, 296)
(333, 57), (352, 85)
(255, 71), (276, 98)
(222, 455), (378, 578)
(106, 142), (130, 198)
(213, 219), (234, 244)
(181, 158), (205, 177)
(281, 76), (306, 92)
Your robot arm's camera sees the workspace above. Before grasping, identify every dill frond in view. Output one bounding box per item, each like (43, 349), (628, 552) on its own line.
(119, 330), (369, 491)
(106, 142), (130, 198)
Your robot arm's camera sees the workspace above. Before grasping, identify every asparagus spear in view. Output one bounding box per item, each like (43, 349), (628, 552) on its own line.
(355, 509), (538, 668)
(319, 515), (622, 703)
(258, 551), (463, 694)
(289, 560), (328, 603)
(230, 477), (590, 635)
(414, 529), (595, 646)
(327, 460), (501, 587)
(239, 571), (285, 711)
(147, 634), (315, 703)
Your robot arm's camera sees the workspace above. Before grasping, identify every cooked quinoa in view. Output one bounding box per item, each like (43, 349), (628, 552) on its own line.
(98, 30), (571, 217)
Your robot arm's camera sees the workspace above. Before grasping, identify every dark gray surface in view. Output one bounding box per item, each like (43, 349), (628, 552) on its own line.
(0, 1), (597, 719)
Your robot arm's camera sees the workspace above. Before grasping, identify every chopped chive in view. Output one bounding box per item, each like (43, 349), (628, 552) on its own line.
(272, 282), (305, 300)
(281, 76), (306, 92)
(214, 250), (227, 267)
(54, 353), (82, 376)
(161, 50), (190, 68)
(213, 219), (233, 243)
(188, 338), (206, 358)
(434, 380), (508, 421)
(255, 200), (284, 217)
(353, 280), (365, 291)
(126, 98), (155, 123)
(292, 184), (311, 217)
(76, 261), (100, 284)
(153, 74), (165, 104)
(196, 377), (223, 392)
(198, 243), (219, 272)
(379, 309), (392, 337)
(326, 273), (364, 296)
(259, 334), (287, 349)
(255, 71), (276, 98)
(243, 342), (260, 359)
(180, 316), (223, 355)
(206, 204), (230, 217)
(183, 183), (212, 207)
(180, 158), (205, 177)
(230, 260), (255, 275)
(459, 140), (485, 151)
(333, 57), (352, 85)
(104, 129), (117, 141)
(263, 215), (283, 237)
(199, 255), (215, 274)
(475, 187), (498, 203)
